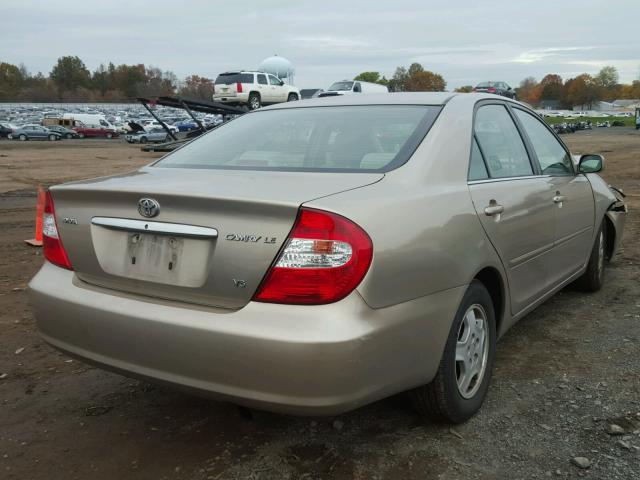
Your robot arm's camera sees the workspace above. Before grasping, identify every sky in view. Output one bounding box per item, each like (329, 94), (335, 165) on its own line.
(2, 0), (639, 90)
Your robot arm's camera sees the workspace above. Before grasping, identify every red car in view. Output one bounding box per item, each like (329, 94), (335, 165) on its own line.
(73, 125), (119, 139)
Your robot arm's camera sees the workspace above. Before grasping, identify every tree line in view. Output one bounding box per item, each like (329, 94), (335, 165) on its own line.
(0, 56), (214, 102)
(1, 56), (639, 107)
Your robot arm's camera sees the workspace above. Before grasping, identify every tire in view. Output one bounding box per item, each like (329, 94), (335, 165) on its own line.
(66, 133), (73, 139)
(410, 280), (496, 423)
(78, 133), (85, 139)
(575, 221), (606, 292)
(165, 135), (170, 142)
(287, 93), (298, 102)
(140, 136), (148, 144)
(19, 134), (27, 141)
(106, 133), (113, 139)
(248, 92), (261, 110)
(49, 134), (57, 141)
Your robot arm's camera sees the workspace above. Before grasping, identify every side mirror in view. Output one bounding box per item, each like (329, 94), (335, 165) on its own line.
(578, 154), (604, 173)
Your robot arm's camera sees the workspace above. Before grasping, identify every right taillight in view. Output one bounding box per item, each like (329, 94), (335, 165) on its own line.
(43, 190), (73, 270)
(253, 208), (373, 305)
(236, 82), (243, 93)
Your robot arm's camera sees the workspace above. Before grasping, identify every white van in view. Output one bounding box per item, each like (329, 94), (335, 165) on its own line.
(318, 80), (388, 97)
(62, 113), (116, 130)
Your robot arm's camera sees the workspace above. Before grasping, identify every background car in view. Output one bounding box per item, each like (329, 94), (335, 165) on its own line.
(73, 125), (119, 139)
(213, 71), (300, 109)
(125, 127), (171, 144)
(9, 124), (61, 141)
(45, 125), (79, 139)
(142, 120), (179, 134)
(174, 120), (199, 132)
(0, 123), (14, 138)
(473, 81), (516, 99)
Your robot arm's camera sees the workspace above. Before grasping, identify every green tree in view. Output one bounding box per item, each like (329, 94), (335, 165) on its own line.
(454, 85), (473, 93)
(0, 62), (25, 100)
(405, 71), (446, 92)
(50, 56), (91, 96)
(407, 62), (424, 77)
(540, 74), (564, 101)
(387, 66), (409, 92)
(353, 71), (388, 85)
(595, 66), (619, 89)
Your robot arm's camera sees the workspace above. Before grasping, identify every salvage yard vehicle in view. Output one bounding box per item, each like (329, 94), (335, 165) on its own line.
(213, 71), (300, 110)
(45, 125), (79, 139)
(28, 93), (626, 423)
(473, 81), (516, 99)
(318, 80), (389, 97)
(73, 125), (119, 139)
(9, 124), (62, 141)
(125, 127), (170, 144)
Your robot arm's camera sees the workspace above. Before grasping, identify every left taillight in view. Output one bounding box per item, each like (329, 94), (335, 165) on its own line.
(43, 190), (73, 270)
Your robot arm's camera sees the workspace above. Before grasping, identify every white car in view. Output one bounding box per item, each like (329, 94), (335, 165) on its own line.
(213, 71), (300, 110)
(143, 120), (178, 134)
(318, 80), (389, 97)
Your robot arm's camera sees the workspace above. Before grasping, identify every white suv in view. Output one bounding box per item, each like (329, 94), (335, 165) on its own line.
(213, 71), (300, 110)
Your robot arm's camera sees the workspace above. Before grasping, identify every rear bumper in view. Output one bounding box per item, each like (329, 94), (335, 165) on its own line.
(28, 262), (462, 415)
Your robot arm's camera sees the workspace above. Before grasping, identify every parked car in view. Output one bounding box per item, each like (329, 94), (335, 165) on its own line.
(45, 125), (79, 139)
(300, 88), (324, 99)
(73, 125), (119, 139)
(174, 120), (199, 132)
(473, 81), (516, 99)
(318, 80), (388, 97)
(142, 120), (179, 134)
(28, 92), (626, 423)
(9, 124), (62, 141)
(0, 123), (14, 138)
(213, 71), (300, 110)
(125, 127), (171, 144)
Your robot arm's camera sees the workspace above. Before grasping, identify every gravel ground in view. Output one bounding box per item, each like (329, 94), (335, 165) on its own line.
(0, 131), (639, 479)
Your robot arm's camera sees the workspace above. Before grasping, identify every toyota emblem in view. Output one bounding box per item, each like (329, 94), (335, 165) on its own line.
(137, 198), (160, 218)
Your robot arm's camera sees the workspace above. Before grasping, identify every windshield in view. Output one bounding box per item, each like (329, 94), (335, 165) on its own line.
(328, 81), (354, 92)
(154, 105), (441, 173)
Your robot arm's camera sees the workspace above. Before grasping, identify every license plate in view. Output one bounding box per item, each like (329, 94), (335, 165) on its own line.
(126, 233), (184, 281)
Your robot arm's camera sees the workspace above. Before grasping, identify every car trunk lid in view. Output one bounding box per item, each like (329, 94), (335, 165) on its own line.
(51, 167), (383, 309)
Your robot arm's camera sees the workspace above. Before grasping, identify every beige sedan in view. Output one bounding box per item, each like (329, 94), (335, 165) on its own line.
(28, 93), (626, 423)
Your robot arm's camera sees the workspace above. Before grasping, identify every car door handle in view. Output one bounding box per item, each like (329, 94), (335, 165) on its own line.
(484, 204), (504, 216)
(553, 195), (566, 203)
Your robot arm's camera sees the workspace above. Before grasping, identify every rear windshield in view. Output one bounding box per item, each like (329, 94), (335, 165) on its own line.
(215, 73), (254, 84)
(476, 82), (493, 88)
(154, 105), (441, 173)
(328, 81), (354, 91)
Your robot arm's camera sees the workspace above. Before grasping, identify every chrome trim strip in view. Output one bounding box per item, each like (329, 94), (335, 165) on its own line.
(91, 217), (218, 239)
(509, 242), (554, 267)
(468, 175), (551, 185)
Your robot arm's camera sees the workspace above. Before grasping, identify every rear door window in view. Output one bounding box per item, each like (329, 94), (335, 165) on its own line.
(257, 74), (267, 85)
(215, 73), (254, 84)
(474, 105), (533, 178)
(514, 109), (573, 175)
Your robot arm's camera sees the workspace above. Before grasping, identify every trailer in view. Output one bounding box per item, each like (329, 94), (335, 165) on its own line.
(136, 96), (245, 152)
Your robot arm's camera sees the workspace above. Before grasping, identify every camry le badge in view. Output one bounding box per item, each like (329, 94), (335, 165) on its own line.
(138, 198), (160, 218)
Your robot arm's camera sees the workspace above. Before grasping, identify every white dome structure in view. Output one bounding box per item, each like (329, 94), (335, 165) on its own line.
(258, 55), (295, 84)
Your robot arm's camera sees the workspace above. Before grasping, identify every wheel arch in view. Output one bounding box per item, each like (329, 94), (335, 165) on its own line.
(473, 266), (506, 336)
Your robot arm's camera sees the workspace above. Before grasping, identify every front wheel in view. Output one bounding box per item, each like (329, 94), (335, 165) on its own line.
(106, 132), (113, 139)
(575, 222), (606, 292)
(19, 134), (27, 141)
(287, 93), (298, 102)
(49, 134), (57, 141)
(78, 133), (85, 139)
(66, 133), (73, 139)
(410, 280), (496, 423)
(139, 136), (147, 144)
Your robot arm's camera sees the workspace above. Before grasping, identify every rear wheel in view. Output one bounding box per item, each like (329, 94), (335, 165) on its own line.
(410, 280), (496, 423)
(287, 93), (298, 102)
(19, 134), (27, 141)
(78, 133), (85, 139)
(248, 92), (261, 110)
(106, 132), (113, 139)
(575, 221), (606, 292)
(140, 136), (148, 144)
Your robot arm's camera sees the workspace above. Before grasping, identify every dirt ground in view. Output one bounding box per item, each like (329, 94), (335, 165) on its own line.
(1, 132), (639, 480)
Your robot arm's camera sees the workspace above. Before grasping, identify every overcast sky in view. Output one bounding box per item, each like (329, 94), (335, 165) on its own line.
(2, 0), (639, 90)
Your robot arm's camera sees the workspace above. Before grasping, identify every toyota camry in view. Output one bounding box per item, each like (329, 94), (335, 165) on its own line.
(28, 93), (626, 423)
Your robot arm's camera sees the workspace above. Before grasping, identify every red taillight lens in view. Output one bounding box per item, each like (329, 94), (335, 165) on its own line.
(253, 208), (373, 305)
(487, 87), (496, 93)
(43, 191), (73, 270)
(236, 82), (243, 93)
